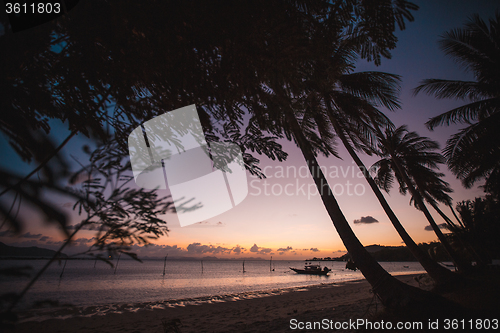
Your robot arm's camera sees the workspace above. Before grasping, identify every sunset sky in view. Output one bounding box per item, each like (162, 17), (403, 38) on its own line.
(1, 0), (498, 260)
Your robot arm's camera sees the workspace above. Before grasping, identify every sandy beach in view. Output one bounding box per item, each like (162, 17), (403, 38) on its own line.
(6, 274), (427, 333)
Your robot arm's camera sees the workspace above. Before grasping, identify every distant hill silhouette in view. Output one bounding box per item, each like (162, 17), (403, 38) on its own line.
(364, 245), (388, 253)
(308, 243), (452, 262)
(0, 242), (67, 259)
(341, 243), (452, 262)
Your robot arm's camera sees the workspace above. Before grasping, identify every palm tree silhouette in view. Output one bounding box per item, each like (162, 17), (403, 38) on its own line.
(325, 111), (461, 285)
(250, 25), (461, 308)
(414, 13), (500, 197)
(407, 166), (486, 265)
(292, 38), (460, 285)
(371, 125), (471, 272)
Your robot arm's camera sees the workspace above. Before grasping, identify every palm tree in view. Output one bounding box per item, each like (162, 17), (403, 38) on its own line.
(250, 34), (461, 311)
(293, 37), (460, 285)
(324, 109), (461, 285)
(401, 157), (486, 265)
(414, 13), (500, 197)
(406, 166), (460, 229)
(264, 96), (439, 308)
(371, 125), (471, 271)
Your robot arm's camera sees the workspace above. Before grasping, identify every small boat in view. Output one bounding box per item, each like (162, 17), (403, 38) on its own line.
(345, 259), (357, 271)
(290, 263), (330, 275)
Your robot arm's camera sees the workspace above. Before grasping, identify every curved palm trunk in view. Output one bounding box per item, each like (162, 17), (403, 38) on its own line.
(285, 109), (446, 308)
(429, 201), (458, 229)
(448, 202), (465, 229)
(376, 138), (471, 272)
(325, 109), (460, 285)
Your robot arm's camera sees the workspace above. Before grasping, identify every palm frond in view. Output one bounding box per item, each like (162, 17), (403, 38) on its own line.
(340, 71), (402, 110)
(413, 79), (487, 101)
(373, 125), (452, 203)
(439, 14), (500, 81)
(425, 97), (500, 129)
(371, 159), (394, 193)
(444, 111), (500, 188)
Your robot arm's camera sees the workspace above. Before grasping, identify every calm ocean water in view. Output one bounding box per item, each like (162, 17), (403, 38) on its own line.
(0, 259), (425, 310)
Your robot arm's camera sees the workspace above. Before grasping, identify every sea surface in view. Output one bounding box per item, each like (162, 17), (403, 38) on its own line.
(0, 259), (426, 311)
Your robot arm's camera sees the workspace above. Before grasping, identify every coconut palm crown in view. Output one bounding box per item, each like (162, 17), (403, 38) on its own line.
(371, 125), (451, 208)
(414, 12), (500, 196)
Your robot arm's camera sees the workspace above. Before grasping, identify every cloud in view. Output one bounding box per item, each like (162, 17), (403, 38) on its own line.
(6, 240), (40, 247)
(129, 244), (188, 257)
(186, 221), (225, 228)
(187, 242), (210, 254)
(260, 248), (272, 254)
(21, 232), (42, 239)
(249, 243), (272, 255)
(0, 230), (14, 237)
(309, 248), (319, 252)
(232, 246), (242, 255)
(277, 246), (293, 252)
(250, 244), (260, 252)
(66, 222), (93, 230)
(71, 237), (96, 246)
(41, 238), (96, 254)
(424, 223), (448, 231)
(124, 243), (244, 258)
(353, 216), (379, 224)
(186, 242), (233, 255)
(46, 240), (65, 246)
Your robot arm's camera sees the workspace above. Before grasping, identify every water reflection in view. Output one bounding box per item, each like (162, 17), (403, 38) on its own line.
(0, 259), (425, 310)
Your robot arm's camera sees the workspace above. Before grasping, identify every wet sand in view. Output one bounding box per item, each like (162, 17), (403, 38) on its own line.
(8, 274), (426, 333)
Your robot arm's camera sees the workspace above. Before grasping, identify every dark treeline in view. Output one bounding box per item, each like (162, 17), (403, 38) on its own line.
(310, 242), (454, 262)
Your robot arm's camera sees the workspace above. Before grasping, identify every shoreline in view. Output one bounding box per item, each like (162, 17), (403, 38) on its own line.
(10, 273), (427, 333)
(15, 271), (425, 323)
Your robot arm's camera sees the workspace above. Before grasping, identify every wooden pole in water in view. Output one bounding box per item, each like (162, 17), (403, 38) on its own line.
(114, 253), (121, 274)
(243, 260), (245, 273)
(163, 254), (168, 276)
(201, 260), (204, 273)
(270, 256), (272, 272)
(59, 259), (68, 278)
(94, 257), (97, 268)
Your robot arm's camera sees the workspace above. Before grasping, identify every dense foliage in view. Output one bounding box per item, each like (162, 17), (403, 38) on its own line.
(415, 13), (500, 197)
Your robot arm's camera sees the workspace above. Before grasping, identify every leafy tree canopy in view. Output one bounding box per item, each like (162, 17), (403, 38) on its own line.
(0, 0), (418, 233)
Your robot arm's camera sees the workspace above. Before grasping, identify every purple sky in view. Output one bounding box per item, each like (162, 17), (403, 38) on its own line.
(1, 0), (498, 259)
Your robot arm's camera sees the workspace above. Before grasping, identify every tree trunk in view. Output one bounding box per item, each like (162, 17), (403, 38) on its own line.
(429, 201), (458, 229)
(325, 106), (460, 286)
(448, 202), (465, 229)
(285, 109), (447, 308)
(376, 136), (471, 272)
